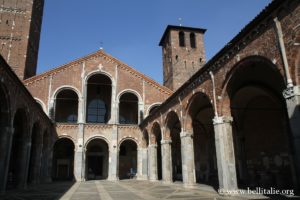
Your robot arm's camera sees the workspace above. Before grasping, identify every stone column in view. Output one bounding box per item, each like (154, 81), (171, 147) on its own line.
(284, 86), (300, 188)
(180, 132), (196, 186)
(46, 143), (53, 182)
(0, 127), (14, 192)
(74, 124), (84, 181)
(148, 144), (158, 181)
(40, 145), (51, 183)
(20, 139), (32, 189)
(30, 143), (43, 184)
(108, 125), (119, 180)
(137, 148), (148, 180)
(213, 116), (237, 190)
(161, 140), (172, 183)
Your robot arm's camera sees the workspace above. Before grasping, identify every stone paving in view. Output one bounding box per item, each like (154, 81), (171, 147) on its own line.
(1, 180), (299, 200)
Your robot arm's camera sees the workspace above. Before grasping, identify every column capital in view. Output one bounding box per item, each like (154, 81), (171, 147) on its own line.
(161, 139), (172, 144)
(213, 116), (233, 125)
(149, 144), (157, 148)
(283, 85), (300, 99)
(180, 131), (193, 138)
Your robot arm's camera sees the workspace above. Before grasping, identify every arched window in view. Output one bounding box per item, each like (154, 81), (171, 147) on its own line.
(86, 74), (112, 123)
(55, 89), (78, 123)
(179, 31), (185, 47)
(119, 93), (138, 124)
(190, 32), (196, 48)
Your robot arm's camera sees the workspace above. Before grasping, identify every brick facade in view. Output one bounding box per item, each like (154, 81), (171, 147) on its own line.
(0, 0), (44, 80)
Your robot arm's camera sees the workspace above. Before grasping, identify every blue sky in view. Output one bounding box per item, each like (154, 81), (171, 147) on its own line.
(37, 0), (272, 84)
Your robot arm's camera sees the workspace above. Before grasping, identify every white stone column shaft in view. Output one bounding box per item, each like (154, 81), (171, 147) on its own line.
(108, 125), (118, 180)
(137, 148), (148, 180)
(148, 144), (158, 181)
(284, 86), (300, 188)
(74, 124), (84, 181)
(213, 116), (237, 190)
(180, 132), (195, 186)
(0, 127), (14, 192)
(161, 140), (172, 183)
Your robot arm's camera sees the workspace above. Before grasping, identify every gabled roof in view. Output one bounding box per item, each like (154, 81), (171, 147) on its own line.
(23, 50), (173, 95)
(159, 25), (206, 46)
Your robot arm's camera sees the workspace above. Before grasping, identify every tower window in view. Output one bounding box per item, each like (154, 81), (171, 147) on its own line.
(179, 31), (185, 47)
(190, 32), (196, 48)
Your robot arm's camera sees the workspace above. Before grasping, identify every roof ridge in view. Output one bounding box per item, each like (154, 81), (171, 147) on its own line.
(23, 49), (173, 95)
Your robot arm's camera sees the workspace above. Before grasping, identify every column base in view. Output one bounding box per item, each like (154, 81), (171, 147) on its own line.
(137, 175), (148, 180)
(108, 176), (119, 181)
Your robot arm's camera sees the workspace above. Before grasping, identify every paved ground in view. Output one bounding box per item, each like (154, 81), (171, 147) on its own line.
(0, 180), (298, 200)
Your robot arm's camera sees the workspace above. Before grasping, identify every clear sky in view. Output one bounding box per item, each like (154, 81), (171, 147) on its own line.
(37, 0), (272, 84)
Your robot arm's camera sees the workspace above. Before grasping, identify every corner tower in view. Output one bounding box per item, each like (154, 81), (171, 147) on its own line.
(0, 0), (44, 80)
(159, 25), (206, 91)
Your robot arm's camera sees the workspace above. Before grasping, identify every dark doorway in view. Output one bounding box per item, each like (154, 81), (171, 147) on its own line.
(6, 109), (28, 189)
(165, 111), (182, 182)
(119, 140), (137, 179)
(86, 139), (108, 180)
(52, 138), (75, 181)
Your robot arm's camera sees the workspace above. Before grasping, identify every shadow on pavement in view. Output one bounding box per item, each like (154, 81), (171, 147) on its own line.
(0, 181), (75, 200)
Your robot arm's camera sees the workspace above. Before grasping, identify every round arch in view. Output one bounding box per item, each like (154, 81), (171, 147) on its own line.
(84, 70), (114, 85)
(147, 102), (161, 116)
(52, 85), (82, 100)
(117, 89), (142, 103)
(53, 135), (76, 148)
(84, 135), (110, 150)
(34, 98), (47, 112)
(219, 55), (285, 115)
(184, 92), (214, 132)
(118, 137), (139, 148)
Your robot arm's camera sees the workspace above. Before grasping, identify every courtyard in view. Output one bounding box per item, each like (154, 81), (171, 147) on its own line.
(2, 180), (298, 200)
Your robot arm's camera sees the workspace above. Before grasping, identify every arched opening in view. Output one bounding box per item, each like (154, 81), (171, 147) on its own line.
(86, 74), (112, 123)
(179, 31), (185, 47)
(190, 32), (196, 48)
(7, 109), (28, 189)
(85, 139), (109, 180)
(55, 89), (78, 123)
(52, 138), (74, 181)
(165, 111), (182, 182)
(35, 100), (44, 111)
(27, 122), (42, 184)
(187, 93), (218, 187)
(152, 123), (162, 180)
(119, 140), (137, 179)
(119, 93), (138, 124)
(227, 57), (294, 189)
(149, 105), (160, 115)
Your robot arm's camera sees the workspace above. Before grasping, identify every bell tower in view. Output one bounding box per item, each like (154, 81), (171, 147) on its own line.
(0, 0), (44, 80)
(159, 25), (206, 91)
